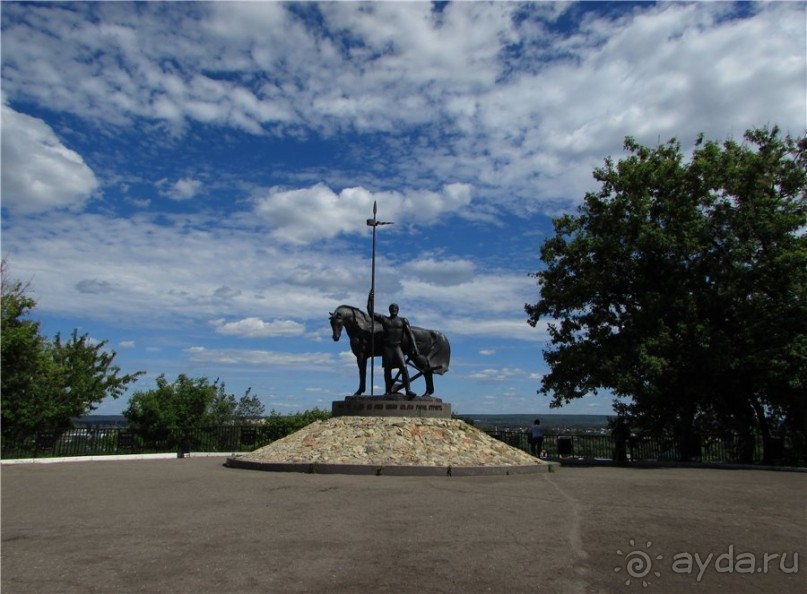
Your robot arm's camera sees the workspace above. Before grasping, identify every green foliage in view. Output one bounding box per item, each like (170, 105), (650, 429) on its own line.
(235, 391), (268, 420)
(261, 408), (331, 441)
(1, 261), (143, 448)
(1, 268), (49, 443)
(208, 387), (266, 425)
(452, 413), (476, 426)
(526, 127), (806, 460)
(125, 374), (217, 442)
(48, 329), (143, 419)
(123, 375), (267, 447)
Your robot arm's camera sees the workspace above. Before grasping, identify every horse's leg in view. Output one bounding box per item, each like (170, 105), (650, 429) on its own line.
(423, 371), (435, 397)
(385, 365), (397, 395)
(355, 356), (366, 395)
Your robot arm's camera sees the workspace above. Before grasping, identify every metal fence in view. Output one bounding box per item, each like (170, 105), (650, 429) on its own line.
(486, 430), (803, 466)
(2, 425), (803, 467)
(1, 426), (275, 460)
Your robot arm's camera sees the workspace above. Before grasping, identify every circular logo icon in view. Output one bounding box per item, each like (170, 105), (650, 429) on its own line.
(615, 539), (663, 587)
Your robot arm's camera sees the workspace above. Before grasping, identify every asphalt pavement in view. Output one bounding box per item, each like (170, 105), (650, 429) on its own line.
(2, 457), (805, 593)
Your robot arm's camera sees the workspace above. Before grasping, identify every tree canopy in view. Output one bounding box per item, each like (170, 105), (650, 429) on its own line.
(1, 261), (144, 447)
(123, 374), (266, 446)
(526, 127), (806, 461)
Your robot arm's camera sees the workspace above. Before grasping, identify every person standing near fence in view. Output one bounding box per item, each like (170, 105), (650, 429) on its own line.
(527, 419), (544, 457)
(612, 416), (630, 463)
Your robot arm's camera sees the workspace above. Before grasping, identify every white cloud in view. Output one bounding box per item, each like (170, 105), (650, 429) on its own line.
(251, 183), (473, 244)
(212, 286), (241, 301)
(75, 279), (115, 294)
(211, 317), (305, 338)
(1, 1), (803, 393)
(251, 183), (369, 244)
(1, 205), (547, 359)
(1, 104), (99, 214)
(403, 273), (534, 316)
(404, 257), (476, 286)
(165, 177), (203, 201)
(337, 350), (361, 368)
(442, 318), (543, 342)
(1, 210), (349, 325)
(2, 2), (802, 215)
(186, 346), (331, 368)
(468, 367), (525, 381)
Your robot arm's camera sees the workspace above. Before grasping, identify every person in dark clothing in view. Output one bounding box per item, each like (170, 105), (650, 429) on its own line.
(527, 418), (544, 457)
(612, 416), (630, 463)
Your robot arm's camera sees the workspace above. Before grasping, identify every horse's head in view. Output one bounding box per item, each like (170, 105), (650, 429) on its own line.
(329, 310), (343, 342)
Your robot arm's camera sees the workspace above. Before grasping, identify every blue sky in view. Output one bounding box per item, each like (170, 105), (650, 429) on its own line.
(1, 1), (804, 417)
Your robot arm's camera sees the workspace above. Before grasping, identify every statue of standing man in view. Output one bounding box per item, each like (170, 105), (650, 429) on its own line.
(368, 290), (419, 397)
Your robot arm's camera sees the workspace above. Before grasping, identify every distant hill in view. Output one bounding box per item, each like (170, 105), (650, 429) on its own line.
(458, 414), (612, 431)
(75, 413), (614, 431)
(73, 415), (128, 428)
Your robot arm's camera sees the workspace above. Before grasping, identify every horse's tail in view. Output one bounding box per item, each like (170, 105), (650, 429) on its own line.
(420, 330), (450, 375)
(433, 331), (450, 375)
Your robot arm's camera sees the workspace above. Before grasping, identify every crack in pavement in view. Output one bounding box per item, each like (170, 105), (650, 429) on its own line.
(542, 472), (592, 592)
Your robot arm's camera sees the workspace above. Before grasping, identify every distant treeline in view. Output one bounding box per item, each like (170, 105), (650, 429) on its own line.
(456, 414), (612, 430)
(76, 413), (612, 431)
(73, 415), (130, 428)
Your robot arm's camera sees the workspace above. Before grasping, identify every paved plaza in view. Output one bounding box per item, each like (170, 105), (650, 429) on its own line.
(2, 457), (805, 593)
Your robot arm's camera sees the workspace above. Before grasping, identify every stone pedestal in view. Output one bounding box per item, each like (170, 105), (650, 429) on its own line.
(332, 396), (452, 418)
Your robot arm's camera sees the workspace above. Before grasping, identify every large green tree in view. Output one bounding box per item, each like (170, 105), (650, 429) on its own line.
(123, 374), (265, 447)
(1, 266), (51, 445)
(526, 127), (806, 462)
(1, 261), (143, 448)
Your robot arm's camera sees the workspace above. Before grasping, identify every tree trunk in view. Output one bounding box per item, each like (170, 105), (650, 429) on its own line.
(676, 403), (698, 462)
(751, 397), (773, 464)
(733, 409), (756, 464)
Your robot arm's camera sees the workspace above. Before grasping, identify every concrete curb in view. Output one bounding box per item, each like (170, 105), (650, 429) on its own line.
(557, 457), (807, 472)
(225, 456), (558, 476)
(0, 452), (234, 465)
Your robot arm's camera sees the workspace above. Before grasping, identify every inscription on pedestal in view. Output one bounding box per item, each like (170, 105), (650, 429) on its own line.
(332, 397), (452, 418)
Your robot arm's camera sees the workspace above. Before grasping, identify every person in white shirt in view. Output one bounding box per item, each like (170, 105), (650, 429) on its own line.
(528, 418), (544, 457)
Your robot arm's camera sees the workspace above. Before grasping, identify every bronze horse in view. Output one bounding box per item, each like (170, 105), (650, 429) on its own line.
(329, 304), (450, 396)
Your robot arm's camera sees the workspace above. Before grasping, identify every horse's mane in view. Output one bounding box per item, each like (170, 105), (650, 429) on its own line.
(334, 304), (374, 332)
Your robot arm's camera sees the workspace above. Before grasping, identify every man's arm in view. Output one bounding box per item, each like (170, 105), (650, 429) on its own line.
(403, 318), (419, 356)
(367, 290), (385, 323)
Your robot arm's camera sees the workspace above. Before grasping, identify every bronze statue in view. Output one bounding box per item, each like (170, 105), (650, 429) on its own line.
(329, 304), (450, 397)
(368, 290), (417, 397)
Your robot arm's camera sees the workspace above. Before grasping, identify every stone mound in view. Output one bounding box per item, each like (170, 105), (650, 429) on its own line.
(228, 416), (547, 474)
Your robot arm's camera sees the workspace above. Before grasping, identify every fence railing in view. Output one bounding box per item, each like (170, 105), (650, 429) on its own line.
(2, 425), (803, 467)
(1, 426), (275, 460)
(486, 430), (804, 466)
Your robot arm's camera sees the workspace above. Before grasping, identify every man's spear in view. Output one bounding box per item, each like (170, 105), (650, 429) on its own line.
(366, 201), (393, 397)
